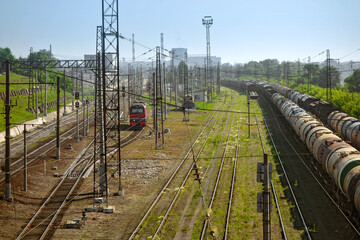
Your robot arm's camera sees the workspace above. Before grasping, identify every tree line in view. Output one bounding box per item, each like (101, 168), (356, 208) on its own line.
(221, 59), (360, 93)
(0, 47), (75, 93)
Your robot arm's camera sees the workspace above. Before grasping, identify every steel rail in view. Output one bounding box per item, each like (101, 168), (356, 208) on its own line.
(0, 112), (95, 183)
(258, 98), (312, 239)
(16, 118), (138, 239)
(223, 93), (244, 239)
(252, 101), (287, 239)
(127, 100), (224, 240)
(16, 137), (95, 240)
(0, 102), (95, 161)
(200, 94), (236, 240)
(270, 180), (287, 240)
(261, 96), (360, 238)
(152, 98), (230, 239)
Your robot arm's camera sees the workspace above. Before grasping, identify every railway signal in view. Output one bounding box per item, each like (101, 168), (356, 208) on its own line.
(257, 153), (271, 240)
(75, 91), (80, 100)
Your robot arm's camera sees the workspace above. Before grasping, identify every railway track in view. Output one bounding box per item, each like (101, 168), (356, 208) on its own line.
(252, 101), (289, 239)
(223, 93), (243, 239)
(199, 94), (237, 240)
(0, 102), (95, 163)
(132, 90), (244, 239)
(127, 94), (228, 239)
(0, 111), (95, 184)
(15, 124), (142, 240)
(15, 137), (95, 240)
(152, 97), (232, 239)
(258, 94), (360, 239)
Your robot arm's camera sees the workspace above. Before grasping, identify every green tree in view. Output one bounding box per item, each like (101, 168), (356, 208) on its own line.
(0, 47), (16, 73)
(259, 59), (279, 80)
(345, 69), (360, 92)
(304, 63), (320, 85)
(28, 49), (55, 62)
(314, 66), (340, 88)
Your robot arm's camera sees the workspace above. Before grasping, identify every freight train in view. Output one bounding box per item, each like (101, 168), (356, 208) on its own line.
(255, 81), (360, 216)
(262, 82), (360, 150)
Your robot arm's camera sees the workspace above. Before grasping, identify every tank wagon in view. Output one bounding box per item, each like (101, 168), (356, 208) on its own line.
(258, 82), (360, 214)
(262, 82), (360, 151)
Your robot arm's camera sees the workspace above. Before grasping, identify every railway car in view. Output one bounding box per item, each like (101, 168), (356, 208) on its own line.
(261, 81), (360, 152)
(246, 82), (257, 92)
(129, 101), (147, 127)
(327, 111), (360, 149)
(268, 92), (360, 214)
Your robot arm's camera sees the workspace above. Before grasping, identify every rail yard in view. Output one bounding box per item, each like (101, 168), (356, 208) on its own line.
(1, 1), (360, 240)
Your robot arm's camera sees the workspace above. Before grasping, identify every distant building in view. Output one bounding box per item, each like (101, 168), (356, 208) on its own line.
(172, 48), (187, 66)
(187, 54), (221, 68)
(84, 53), (115, 70)
(193, 89), (207, 102)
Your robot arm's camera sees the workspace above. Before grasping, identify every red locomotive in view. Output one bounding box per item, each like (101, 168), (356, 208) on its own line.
(129, 101), (147, 127)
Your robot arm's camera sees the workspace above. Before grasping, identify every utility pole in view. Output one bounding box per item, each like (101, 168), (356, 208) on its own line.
(86, 99), (89, 136)
(4, 61), (12, 201)
(163, 62), (167, 120)
(56, 76), (60, 160)
(63, 71), (68, 116)
(71, 69), (74, 111)
(132, 33), (135, 62)
(140, 65), (143, 96)
(35, 70), (39, 119)
(170, 49), (176, 104)
(76, 70), (79, 143)
(297, 59), (301, 86)
(128, 64), (131, 114)
(81, 71), (85, 137)
(247, 94), (250, 138)
(202, 16), (213, 102)
(326, 49), (331, 101)
(44, 68), (48, 116)
(23, 124), (27, 191)
(307, 57), (311, 92)
(183, 52), (189, 122)
(217, 62), (220, 95)
(155, 46), (164, 149)
(286, 62), (289, 87)
(152, 72), (156, 133)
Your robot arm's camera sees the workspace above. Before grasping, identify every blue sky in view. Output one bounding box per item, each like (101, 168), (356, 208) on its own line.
(0, 0), (359, 64)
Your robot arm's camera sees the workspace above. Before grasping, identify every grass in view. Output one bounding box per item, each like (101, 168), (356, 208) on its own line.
(0, 72), (92, 132)
(0, 72), (31, 91)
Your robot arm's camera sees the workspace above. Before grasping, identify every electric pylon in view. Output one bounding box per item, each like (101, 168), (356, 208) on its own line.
(202, 16), (213, 101)
(101, 0), (123, 202)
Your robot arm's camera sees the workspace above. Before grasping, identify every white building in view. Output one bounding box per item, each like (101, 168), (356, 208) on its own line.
(172, 48), (187, 66)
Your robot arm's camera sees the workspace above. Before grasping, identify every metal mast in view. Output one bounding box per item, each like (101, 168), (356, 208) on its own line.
(326, 49), (331, 101)
(101, 0), (123, 200)
(161, 33), (164, 63)
(202, 16), (213, 101)
(94, 25), (106, 196)
(155, 46), (164, 149)
(132, 33), (135, 62)
(183, 52), (189, 122)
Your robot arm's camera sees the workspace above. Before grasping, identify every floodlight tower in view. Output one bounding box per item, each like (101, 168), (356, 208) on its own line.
(202, 16), (213, 101)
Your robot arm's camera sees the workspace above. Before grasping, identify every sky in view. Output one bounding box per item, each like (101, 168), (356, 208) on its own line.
(0, 0), (359, 64)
